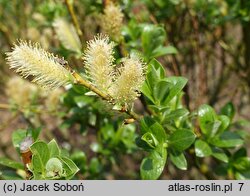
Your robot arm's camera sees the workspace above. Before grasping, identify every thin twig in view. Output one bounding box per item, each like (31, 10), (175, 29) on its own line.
(68, 67), (141, 120)
(65, 0), (83, 39)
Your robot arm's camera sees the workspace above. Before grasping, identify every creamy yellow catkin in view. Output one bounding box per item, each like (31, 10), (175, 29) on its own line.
(6, 41), (72, 90)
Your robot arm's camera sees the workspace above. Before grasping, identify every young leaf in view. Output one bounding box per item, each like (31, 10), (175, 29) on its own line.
(195, 139), (212, 157)
(12, 129), (27, 149)
(168, 129), (196, 151)
(140, 116), (167, 143)
(48, 139), (60, 158)
(59, 156), (79, 179)
(30, 141), (50, 173)
(141, 132), (159, 148)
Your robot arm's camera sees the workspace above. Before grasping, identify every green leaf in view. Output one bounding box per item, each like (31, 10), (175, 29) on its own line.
(235, 171), (250, 180)
(217, 115), (230, 134)
(195, 139), (212, 157)
(141, 25), (166, 60)
(30, 127), (42, 141)
(220, 102), (235, 121)
(48, 139), (60, 158)
(60, 156), (79, 179)
(141, 132), (159, 148)
(30, 141), (50, 173)
(210, 131), (244, 148)
(211, 147), (228, 163)
(168, 129), (196, 151)
(198, 104), (218, 136)
(140, 117), (167, 143)
(233, 157), (250, 171)
(163, 108), (189, 122)
(141, 82), (154, 103)
(233, 148), (247, 159)
(12, 129), (27, 149)
(169, 149), (187, 170)
(153, 80), (172, 105)
(164, 77), (188, 105)
(0, 157), (24, 170)
(140, 147), (167, 180)
(71, 151), (87, 172)
(146, 59), (165, 93)
(151, 46), (178, 58)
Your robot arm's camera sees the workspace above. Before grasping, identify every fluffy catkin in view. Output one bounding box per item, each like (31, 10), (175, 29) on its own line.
(83, 34), (115, 92)
(100, 3), (124, 42)
(109, 56), (146, 106)
(53, 18), (81, 54)
(6, 41), (72, 90)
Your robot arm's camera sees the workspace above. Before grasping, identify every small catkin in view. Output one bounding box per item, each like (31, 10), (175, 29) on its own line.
(100, 3), (124, 42)
(6, 40), (72, 90)
(109, 55), (146, 106)
(83, 34), (115, 92)
(53, 18), (81, 54)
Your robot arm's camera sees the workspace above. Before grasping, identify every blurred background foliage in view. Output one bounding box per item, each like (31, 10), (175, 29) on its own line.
(0, 0), (250, 179)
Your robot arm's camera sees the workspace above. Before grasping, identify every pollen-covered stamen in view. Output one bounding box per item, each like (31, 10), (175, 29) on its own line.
(109, 55), (146, 106)
(6, 40), (72, 90)
(83, 34), (115, 92)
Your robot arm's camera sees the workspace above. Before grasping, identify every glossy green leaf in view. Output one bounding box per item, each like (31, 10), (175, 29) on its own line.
(235, 171), (250, 180)
(140, 147), (167, 180)
(141, 25), (166, 60)
(153, 80), (172, 105)
(211, 147), (228, 163)
(198, 104), (217, 136)
(164, 77), (188, 104)
(195, 139), (212, 157)
(204, 120), (221, 138)
(210, 131), (243, 148)
(169, 129), (196, 151)
(233, 148), (247, 159)
(140, 117), (167, 143)
(233, 157), (250, 171)
(217, 115), (230, 134)
(141, 132), (159, 148)
(163, 108), (189, 122)
(220, 102), (235, 121)
(145, 60), (165, 94)
(169, 149), (187, 170)
(141, 81), (154, 103)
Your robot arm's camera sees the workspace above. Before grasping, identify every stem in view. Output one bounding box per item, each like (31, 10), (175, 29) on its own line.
(70, 69), (142, 120)
(65, 0), (83, 39)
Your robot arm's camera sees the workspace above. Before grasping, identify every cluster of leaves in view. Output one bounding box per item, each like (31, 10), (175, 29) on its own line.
(0, 0), (250, 180)
(0, 128), (78, 180)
